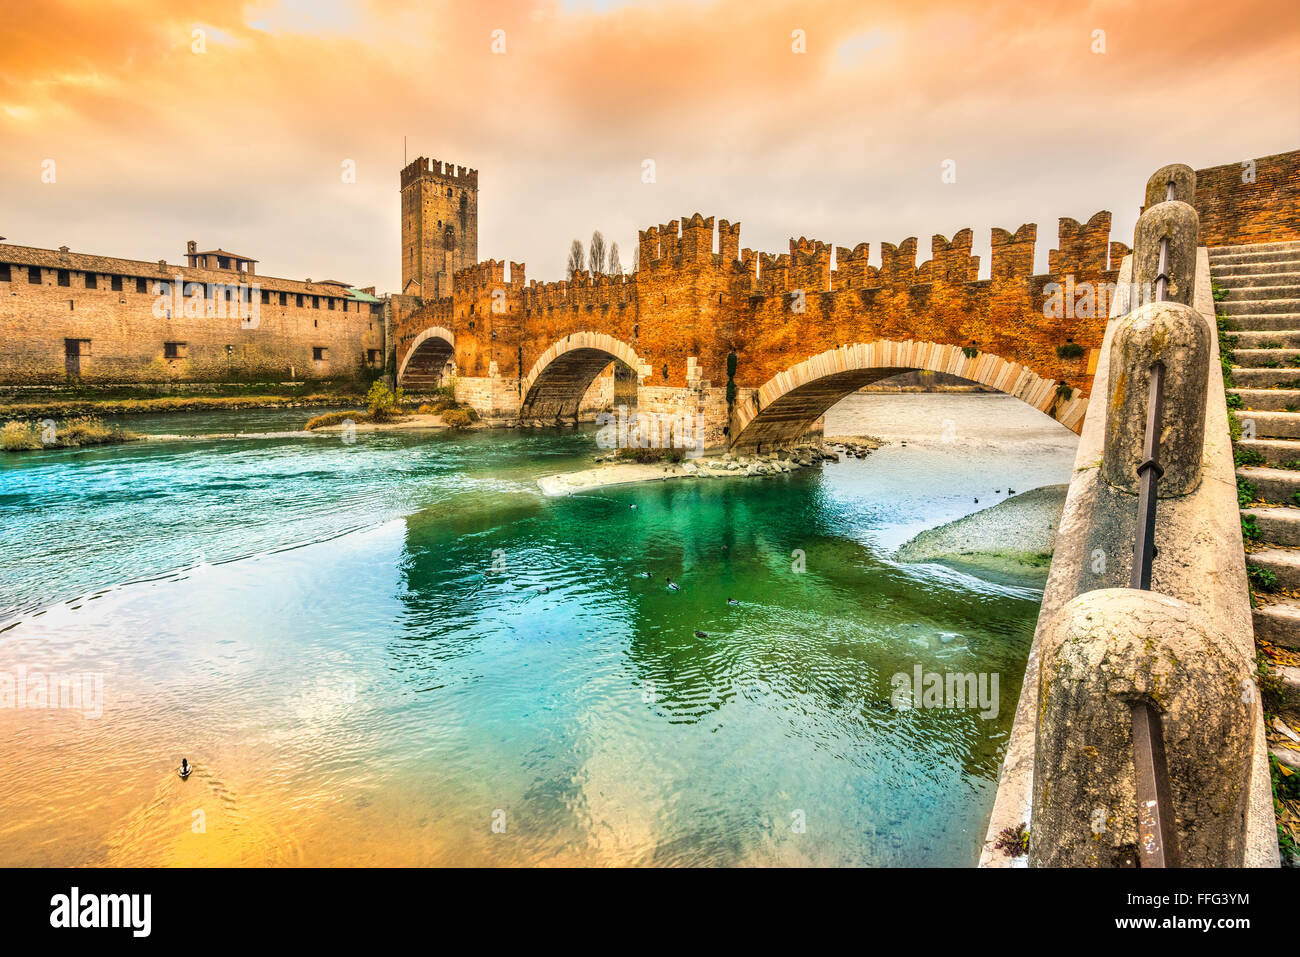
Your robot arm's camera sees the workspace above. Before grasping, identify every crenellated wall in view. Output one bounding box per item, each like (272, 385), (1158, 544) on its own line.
(395, 208), (1127, 431)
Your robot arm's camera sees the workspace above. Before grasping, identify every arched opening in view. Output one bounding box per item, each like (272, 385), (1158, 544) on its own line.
(397, 326), (456, 392)
(729, 340), (1087, 450)
(520, 332), (644, 422)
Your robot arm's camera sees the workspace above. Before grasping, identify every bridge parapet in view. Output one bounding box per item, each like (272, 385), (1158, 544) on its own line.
(983, 163), (1276, 868)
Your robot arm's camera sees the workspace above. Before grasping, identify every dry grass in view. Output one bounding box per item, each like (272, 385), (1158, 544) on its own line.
(303, 410), (366, 431)
(1, 416), (142, 452)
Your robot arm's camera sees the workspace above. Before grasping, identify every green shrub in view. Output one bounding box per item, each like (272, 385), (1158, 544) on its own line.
(1235, 445), (1265, 467)
(1226, 392), (1243, 409)
(1248, 564), (1278, 591)
(1055, 343), (1086, 360)
(366, 382), (405, 422)
(1243, 515), (1260, 541)
(962, 345), (979, 359)
(1238, 476), (1257, 507)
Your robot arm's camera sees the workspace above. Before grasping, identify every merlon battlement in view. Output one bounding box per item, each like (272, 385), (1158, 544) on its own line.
(401, 156), (480, 190)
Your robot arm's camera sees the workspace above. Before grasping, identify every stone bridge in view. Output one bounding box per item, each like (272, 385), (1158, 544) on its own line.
(393, 206), (1128, 448)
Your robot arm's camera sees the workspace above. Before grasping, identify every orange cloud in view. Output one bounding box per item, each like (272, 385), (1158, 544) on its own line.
(1, 0), (1297, 289)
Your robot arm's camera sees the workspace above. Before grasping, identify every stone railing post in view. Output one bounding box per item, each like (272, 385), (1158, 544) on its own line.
(1102, 165), (1210, 496)
(1029, 589), (1255, 866)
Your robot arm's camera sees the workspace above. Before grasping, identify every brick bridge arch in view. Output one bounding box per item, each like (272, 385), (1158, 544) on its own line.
(730, 340), (1088, 450)
(520, 332), (646, 420)
(397, 326), (456, 390)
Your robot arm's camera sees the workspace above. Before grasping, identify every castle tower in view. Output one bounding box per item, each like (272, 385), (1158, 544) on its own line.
(400, 156), (479, 300)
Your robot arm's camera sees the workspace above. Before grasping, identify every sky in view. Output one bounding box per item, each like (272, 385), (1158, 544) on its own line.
(1, 0), (1298, 292)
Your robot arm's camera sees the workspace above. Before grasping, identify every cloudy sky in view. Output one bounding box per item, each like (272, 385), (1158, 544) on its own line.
(2, 0), (1297, 292)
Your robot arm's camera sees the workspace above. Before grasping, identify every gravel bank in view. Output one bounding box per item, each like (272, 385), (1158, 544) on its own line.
(895, 484), (1069, 580)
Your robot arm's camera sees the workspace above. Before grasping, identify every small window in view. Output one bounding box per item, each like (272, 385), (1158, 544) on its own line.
(313, 319), (318, 328)
(111, 275), (123, 291)
(0, 264), (9, 282)
(366, 349), (380, 365)
(136, 277), (147, 293)
(261, 289), (270, 304)
(312, 296), (319, 308)
(85, 273), (97, 289)
(28, 267), (42, 284)
(65, 338), (90, 357)
(218, 256), (229, 269)
(312, 346), (326, 361)
(280, 292), (287, 306)
(57, 270), (70, 287)
(164, 341), (186, 359)
(296, 294), (304, 307)
(328, 298), (335, 310)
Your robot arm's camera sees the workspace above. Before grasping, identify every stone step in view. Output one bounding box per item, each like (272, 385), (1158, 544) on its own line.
(1235, 436), (1300, 465)
(1274, 743), (1300, 773)
(1241, 506), (1300, 547)
(1238, 465), (1300, 504)
(1228, 367), (1300, 389)
(1224, 314), (1300, 332)
(1272, 665), (1300, 722)
(1231, 331), (1300, 350)
(1254, 601), (1300, 650)
(1223, 284), (1300, 302)
(1212, 261), (1300, 281)
(1221, 298), (1300, 316)
(1213, 269), (1300, 287)
(1210, 240), (1300, 256)
(1248, 548), (1300, 591)
(1209, 248), (1300, 266)
(1231, 348), (1300, 368)
(1235, 410), (1300, 439)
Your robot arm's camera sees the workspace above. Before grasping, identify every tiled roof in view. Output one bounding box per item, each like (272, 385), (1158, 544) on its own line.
(193, 249), (258, 262)
(0, 243), (379, 299)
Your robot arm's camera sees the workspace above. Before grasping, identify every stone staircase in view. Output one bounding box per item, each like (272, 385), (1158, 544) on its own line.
(1215, 240), (1300, 794)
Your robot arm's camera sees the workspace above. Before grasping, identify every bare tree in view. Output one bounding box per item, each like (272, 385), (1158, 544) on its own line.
(588, 230), (607, 275)
(567, 239), (584, 280)
(608, 242), (622, 276)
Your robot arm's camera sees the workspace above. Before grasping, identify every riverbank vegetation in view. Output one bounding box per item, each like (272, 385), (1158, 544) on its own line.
(1, 416), (142, 451)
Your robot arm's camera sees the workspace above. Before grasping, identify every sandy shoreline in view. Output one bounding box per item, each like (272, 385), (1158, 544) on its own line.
(894, 484), (1069, 580)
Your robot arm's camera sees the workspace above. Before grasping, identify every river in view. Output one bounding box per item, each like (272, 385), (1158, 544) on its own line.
(0, 393), (1077, 866)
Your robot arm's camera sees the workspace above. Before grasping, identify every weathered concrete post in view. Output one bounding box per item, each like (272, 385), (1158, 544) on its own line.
(1102, 170), (1209, 497)
(1030, 589), (1255, 867)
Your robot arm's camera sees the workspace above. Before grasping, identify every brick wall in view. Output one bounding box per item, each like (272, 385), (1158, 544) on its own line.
(1194, 149), (1300, 248)
(0, 254), (383, 385)
(393, 210), (1123, 405)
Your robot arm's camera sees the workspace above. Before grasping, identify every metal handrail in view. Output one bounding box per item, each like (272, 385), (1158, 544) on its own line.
(1123, 175), (1185, 863)
(1125, 177), (1180, 866)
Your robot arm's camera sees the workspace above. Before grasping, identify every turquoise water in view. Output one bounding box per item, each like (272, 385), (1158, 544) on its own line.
(0, 395), (1075, 866)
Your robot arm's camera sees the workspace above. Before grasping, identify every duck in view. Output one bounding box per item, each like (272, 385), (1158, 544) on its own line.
(178, 758), (192, 780)
(635, 571), (651, 579)
(666, 577), (680, 592)
(630, 504), (638, 510)
(974, 498), (979, 504)
(1008, 488), (1016, 495)
(727, 597), (740, 606)
(694, 630), (708, 638)
(536, 585), (549, 594)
